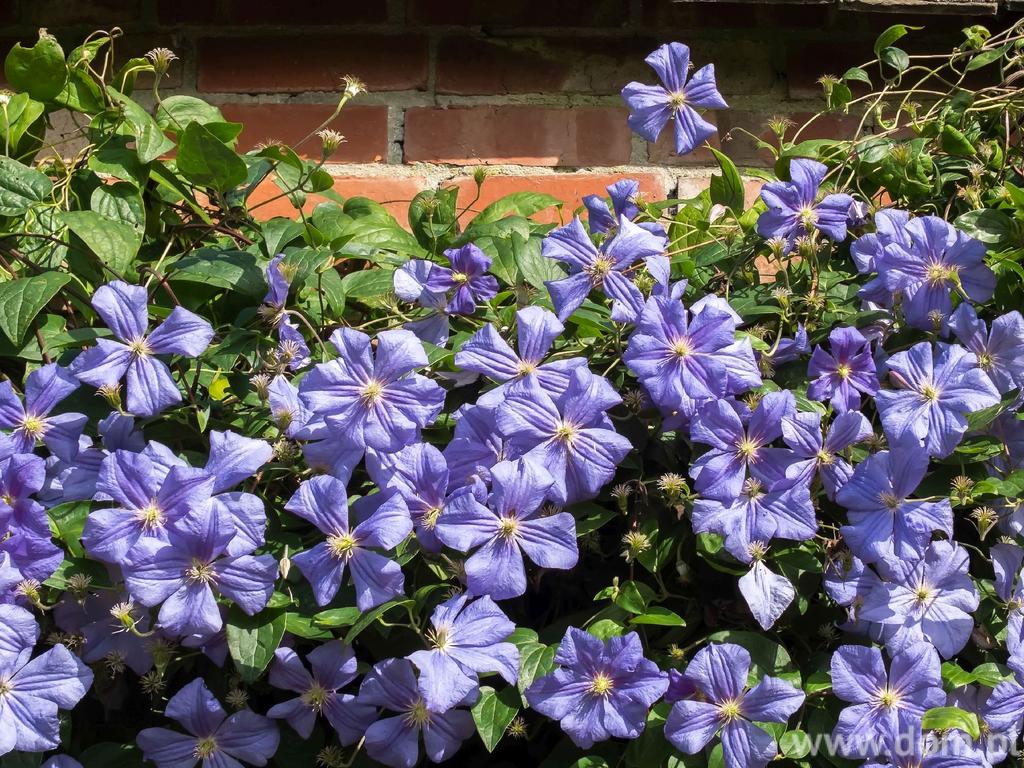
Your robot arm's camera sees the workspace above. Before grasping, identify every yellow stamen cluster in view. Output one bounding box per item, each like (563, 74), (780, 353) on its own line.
(835, 363), (852, 379)
(404, 698), (433, 728)
(497, 516), (520, 540)
(736, 438), (759, 459)
(672, 338), (694, 358)
(128, 338), (152, 357)
(302, 682), (330, 712)
(326, 532), (359, 560)
(554, 421), (578, 444)
(920, 383), (940, 402)
(586, 256), (615, 281)
(20, 415), (46, 437)
(185, 559), (217, 585)
(877, 687), (902, 709)
(718, 699), (742, 721)
(360, 380), (385, 406)
(135, 501), (165, 531)
(588, 672), (614, 697)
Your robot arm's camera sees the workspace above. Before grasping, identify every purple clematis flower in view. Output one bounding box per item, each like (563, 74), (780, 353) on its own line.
(806, 327), (879, 412)
(436, 458), (576, 600)
(875, 341), (1000, 458)
(407, 593), (519, 712)
(851, 208), (913, 307)
(689, 391), (796, 500)
(421, 244), (498, 315)
(738, 560), (797, 630)
(81, 449), (215, 564)
(860, 541), (980, 659)
(691, 475), (817, 564)
(0, 364), (86, 462)
(948, 303), (1024, 394)
(542, 216), (666, 323)
(456, 306), (587, 406)
(836, 440), (952, 564)
(284, 474), (411, 609)
(664, 642), (804, 768)
(0, 453), (64, 584)
(756, 159), (855, 252)
(299, 328), (445, 454)
(70, 280), (214, 417)
(137, 678), (279, 767)
(53, 590), (154, 675)
(992, 543), (1024, 657)
(526, 628), (668, 749)
(583, 179), (667, 239)
(121, 509), (277, 637)
(830, 642), (945, 758)
(0, 604), (93, 756)
(781, 410), (872, 500)
(267, 640), (375, 743)
(495, 368), (632, 504)
(621, 42), (727, 155)
(442, 404), (515, 489)
(947, 682), (1022, 767)
(823, 553), (887, 641)
(394, 259), (453, 346)
(261, 254), (311, 370)
(358, 657), (476, 768)
(368, 442), (483, 553)
(624, 295), (762, 419)
(881, 216), (995, 330)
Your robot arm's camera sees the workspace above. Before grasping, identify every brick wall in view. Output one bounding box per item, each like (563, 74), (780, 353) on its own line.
(4, 0), (1018, 222)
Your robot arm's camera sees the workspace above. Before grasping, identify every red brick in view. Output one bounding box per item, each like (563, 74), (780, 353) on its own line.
(218, 103), (388, 161)
(785, 41), (875, 100)
(246, 175), (428, 222)
(221, 0), (388, 24)
(408, 0), (628, 27)
(158, 0), (221, 25)
(197, 36), (428, 93)
(647, 111), (722, 166)
(451, 172), (671, 226)
(436, 36), (662, 96)
(404, 106), (632, 166)
(20, 0), (143, 26)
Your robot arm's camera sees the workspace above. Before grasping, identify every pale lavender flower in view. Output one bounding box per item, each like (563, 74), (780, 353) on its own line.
(781, 410), (872, 500)
(0, 364), (85, 461)
(756, 159), (854, 252)
(948, 303), (1024, 394)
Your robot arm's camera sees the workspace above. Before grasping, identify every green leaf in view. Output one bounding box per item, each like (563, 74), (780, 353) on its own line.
(61, 211), (141, 276)
(940, 124), (975, 156)
(177, 121), (248, 192)
(473, 192), (561, 225)
(343, 599), (413, 643)
(4, 30), (67, 101)
(708, 148), (745, 212)
(780, 730), (811, 760)
(471, 686), (520, 752)
(225, 607), (287, 683)
(880, 47), (910, 73)
(954, 209), (1015, 247)
(284, 613), (333, 640)
(612, 580), (651, 614)
(518, 641), (556, 695)
(108, 89), (174, 163)
(966, 44), (1009, 71)
(312, 607), (362, 628)
(156, 95), (227, 132)
(921, 706), (980, 740)
(47, 501), (90, 558)
(874, 24), (918, 56)
(843, 67), (872, 86)
(168, 249), (266, 297)
(629, 606), (686, 627)
(513, 231), (560, 291)
(0, 156), (53, 216)
(341, 268), (395, 302)
(0, 272), (72, 344)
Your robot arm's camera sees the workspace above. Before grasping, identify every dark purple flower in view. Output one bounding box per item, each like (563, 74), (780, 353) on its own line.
(495, 368), (632, 504)
(689, 391), (796, 500)
(81, 450), (215, 564)
(691, 476), (816, 564)
(836, 441), (952, 564)
(830, 642), (944, 758)
(756, 159), (855, 252)
(122, 509), (277, 637)
(299, 328), (445, 453)
(358, 657), (476, 768)
(664, 642), (804, 768)
(624, 295), (761, 418)
(0, 364), (85, 461)
(422, 244), (498, 315)
(876, 341), (999, 458)
(992, 543), (1024, 658)
(436, 458), (576, 600)
(860, 541), (979, 659)
(806, 327), (879, 412)
(267, 641), (375, 743)
(526, 628), (668, 749)
(456, 306), (587, 406)
(0, 453), (64, 584)
(408, 593), (519, 712)
(0, 604), (93, 756)
(881, 216), (995, 330)
(948, 303), (1024, 394)
(621, 42), (727, 155)
(759, 324), (809, 370)
(137, 678), (279, 767)
(285, 475), (411, 609)
(394, 259), (452, 346)
(781, 410), (872, 500)
(70, 281), (214, 416)
(542, 216), (665, 323)
(53, 590), (154, 675)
